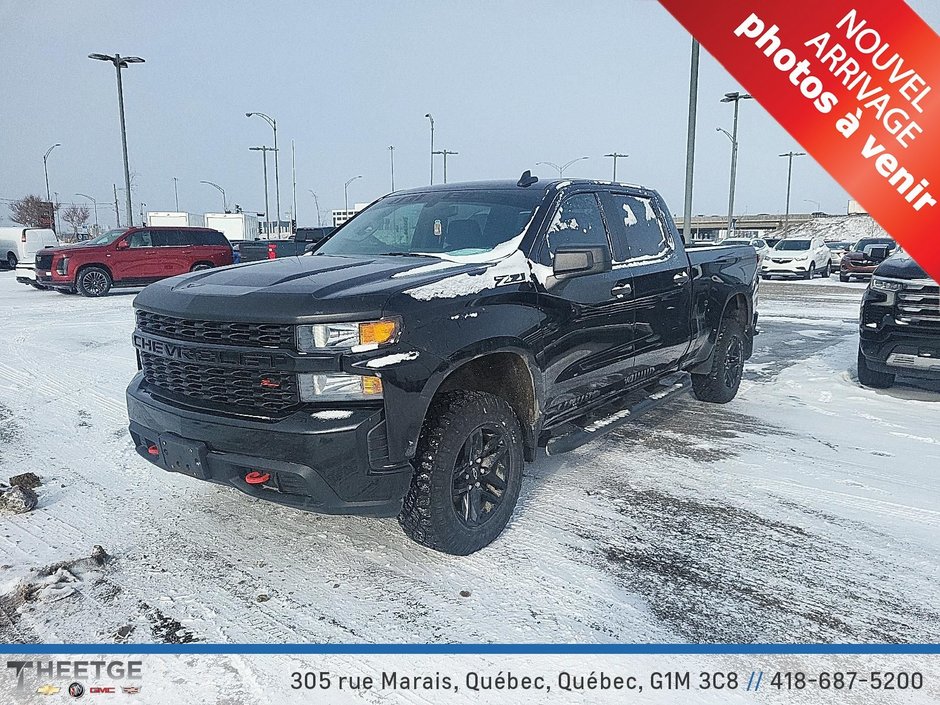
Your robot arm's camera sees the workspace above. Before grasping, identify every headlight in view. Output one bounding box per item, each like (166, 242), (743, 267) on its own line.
(297, 372), (383, 401)
(57, 257), (69, 275)
(871, 276), (904, 292)
(296, 318), (400, 353)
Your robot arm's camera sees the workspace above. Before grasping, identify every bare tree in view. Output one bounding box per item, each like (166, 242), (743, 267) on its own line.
(62, 204), (90, 235)
(9, 194), (54, 228)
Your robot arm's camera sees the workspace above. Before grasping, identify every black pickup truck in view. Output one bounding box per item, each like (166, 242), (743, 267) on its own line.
(237, 227), (334, 262)
(126, 174), (759, 554)
(858, 250), (940, 388)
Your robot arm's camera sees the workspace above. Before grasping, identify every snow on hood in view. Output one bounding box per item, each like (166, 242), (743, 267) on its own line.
(403, 249), (531, 301)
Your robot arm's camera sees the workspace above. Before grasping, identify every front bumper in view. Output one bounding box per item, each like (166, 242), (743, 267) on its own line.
(14, 264), (36, 284)
(126, 373), (413, 517)
(761, 259), (811, 277)
(860, 324), (940, 381)
(841, 262), (876, 278)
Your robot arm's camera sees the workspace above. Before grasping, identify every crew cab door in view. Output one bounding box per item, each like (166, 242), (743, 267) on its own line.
(600, 191), (693, 381)
(533, 191), (637, 418)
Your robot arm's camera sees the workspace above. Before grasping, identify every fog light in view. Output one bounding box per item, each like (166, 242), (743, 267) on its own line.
(298, 372), (383, 401)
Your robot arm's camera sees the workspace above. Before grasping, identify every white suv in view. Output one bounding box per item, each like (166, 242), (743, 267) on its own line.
(760, 236), (832, 280)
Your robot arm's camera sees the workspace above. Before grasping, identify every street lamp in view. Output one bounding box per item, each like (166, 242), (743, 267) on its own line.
(247, 112), (280, 230)
(719, 91), (753, 236)
(308, 189), (321, 226)
(536, 157), (590, 177)
(88, 52), (144, 226)
(432, 149), (458, 184)
(344, 175), (362, 213)
(43, 143), (61, 203)
(779, 151), (807, 225)
(200, 180), (227, 212)
(425, 113), (435, 185)
(249, 145), (276, 235)
(604, 152), (628, 182)
(804, 198), (821, 213)
(388, 146), (395, 192)
(76, 193), (99, 230)
(139, 202), (147, 223)
(172, 177), (180, 211)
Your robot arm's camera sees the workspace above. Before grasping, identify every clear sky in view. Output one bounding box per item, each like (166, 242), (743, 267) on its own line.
(1, 1), (938, 228)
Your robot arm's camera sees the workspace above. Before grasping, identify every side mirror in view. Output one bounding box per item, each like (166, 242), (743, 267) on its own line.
(552, 246), (611, 280)
(115, 239), (130, 250)
(866, 245), (890, 262)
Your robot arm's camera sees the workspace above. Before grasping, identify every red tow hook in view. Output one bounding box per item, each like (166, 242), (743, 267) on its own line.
(147, 444), (160, 457)
(245, 471), (271, 485)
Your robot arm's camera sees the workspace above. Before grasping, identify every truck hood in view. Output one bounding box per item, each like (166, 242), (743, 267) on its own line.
(133, 253), (501, 322)
(875, 253), (933, 282)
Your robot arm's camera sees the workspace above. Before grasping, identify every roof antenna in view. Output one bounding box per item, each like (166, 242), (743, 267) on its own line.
(517, 170), (539, 187)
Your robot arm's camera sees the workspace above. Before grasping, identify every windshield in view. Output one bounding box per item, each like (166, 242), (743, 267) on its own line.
(85, 228), (127, 246)
(315, 190), (541, 258)
(854, 238), (896, 252)
(826, 241), (851, 249)
(774, 240), (811, 251)
(723, 239), (750, 245)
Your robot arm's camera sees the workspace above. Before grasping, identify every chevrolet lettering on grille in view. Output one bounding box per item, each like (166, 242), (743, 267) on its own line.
(133, 334), (291, 369)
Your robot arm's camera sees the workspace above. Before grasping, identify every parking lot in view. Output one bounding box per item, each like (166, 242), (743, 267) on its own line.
(0, 270), (938, 649)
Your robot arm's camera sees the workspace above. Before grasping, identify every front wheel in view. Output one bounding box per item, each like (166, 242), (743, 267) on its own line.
(840, 273), (850, 283)
(76, 266), (112, 297)
(857, 347), (895, 388)
(6, 253), (16, 269)
(399, 391), (525, 555)
(692, 318), (746, 404)
(804, 263), (816, 280)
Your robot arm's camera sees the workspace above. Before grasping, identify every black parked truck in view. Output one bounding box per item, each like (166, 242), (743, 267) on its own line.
(237, 227), (335, 262)
(126, 174), (759, 554)
(858, 250), (940, 388)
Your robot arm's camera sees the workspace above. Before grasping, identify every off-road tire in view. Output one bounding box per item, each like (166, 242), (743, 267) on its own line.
(857, 347), (895, 388)
(399, 391), (525, 555)
(692, 317), (746, 404)
(76, 266), (112, 297)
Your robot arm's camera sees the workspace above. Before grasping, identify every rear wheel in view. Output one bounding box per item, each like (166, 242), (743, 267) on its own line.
(692, 317), (746, 404)
(6, 253), (16, 269)
(857, 347), (895, 388)
(399, 391), (524, 555)
(76, 266), (112, 297)
(190, 262), (213, 272)
(821, 262), (831, 278)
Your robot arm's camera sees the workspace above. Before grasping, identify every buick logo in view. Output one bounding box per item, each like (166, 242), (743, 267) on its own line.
(68, 682), (85, 698)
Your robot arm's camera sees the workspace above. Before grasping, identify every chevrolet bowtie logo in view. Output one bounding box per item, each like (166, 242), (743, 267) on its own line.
(37, 685), (61, 695)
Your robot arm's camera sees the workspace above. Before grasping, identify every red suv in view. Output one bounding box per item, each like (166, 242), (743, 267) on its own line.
(36, 226), (233, 297)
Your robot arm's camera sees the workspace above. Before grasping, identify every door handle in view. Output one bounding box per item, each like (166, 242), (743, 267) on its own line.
(673, 271), (690, 285)
(611, 282), (632, 298)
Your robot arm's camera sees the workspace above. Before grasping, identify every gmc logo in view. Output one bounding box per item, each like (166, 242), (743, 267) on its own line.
(133, 334), (291, 369)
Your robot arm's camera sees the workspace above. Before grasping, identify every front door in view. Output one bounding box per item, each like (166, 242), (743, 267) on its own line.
(532, 191), (637, 423)
(117, 230), (160, 282)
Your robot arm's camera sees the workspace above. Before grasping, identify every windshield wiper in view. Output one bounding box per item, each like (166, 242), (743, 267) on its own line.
(384, 251), (438, 258)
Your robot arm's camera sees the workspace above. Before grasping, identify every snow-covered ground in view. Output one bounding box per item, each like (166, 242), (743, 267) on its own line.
(0, 271), (937, 655)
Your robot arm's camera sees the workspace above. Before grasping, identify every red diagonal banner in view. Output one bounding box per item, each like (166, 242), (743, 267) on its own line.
(660, 0), (940, 281)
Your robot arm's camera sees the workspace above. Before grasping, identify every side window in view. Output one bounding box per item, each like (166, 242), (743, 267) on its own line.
(127, 231), (153, 248)
(604, 193), (671, 262)
(542, 193), (609, 264)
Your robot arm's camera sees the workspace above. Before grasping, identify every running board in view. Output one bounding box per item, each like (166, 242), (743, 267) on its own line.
(544, 372), (692, 456)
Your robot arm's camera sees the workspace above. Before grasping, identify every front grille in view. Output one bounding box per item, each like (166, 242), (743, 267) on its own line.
(35, 252), (53, 270)
(136, 310), (294, 349)
(140, 351), (299, 414)
(897, 285), (940, 326)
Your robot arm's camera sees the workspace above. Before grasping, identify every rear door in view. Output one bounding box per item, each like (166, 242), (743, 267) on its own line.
(533, 191), (637, 420)
(601, 190), (692, 381)
(154, 229), (191, 277)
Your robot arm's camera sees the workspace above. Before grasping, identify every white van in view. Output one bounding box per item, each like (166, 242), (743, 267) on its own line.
(0, 227), (60, 286)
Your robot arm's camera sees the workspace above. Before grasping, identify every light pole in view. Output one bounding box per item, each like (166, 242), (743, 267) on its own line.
(43, 143), (61, 203)
(536, 157), (590, 177)
(76, 193), (99, 230)
(432, 149), (458, 184)
(247, 112), (280, 231)
(250, 146), (276, 235)
(89, 52), (144, 226)
(682, 38), (701, 245)
(291, 139), (297, 228)
(172, 177), (179, 210)
(604, 152), (628, 182)
(139, 202), (147, 223)
(804, 198), (821, 213)
(424, 113), (435, 185)
(308, 189), (321, 226)
(720, 91), (753, 236)
(388, 145), (395, 192)
(779, 151), (807, 225)
(199, 181), (226, 212)
(344, 175), (362, 213)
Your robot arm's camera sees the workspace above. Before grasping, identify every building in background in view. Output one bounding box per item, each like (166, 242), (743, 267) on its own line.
(331, 203), (368, 228)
